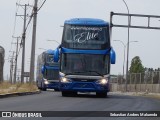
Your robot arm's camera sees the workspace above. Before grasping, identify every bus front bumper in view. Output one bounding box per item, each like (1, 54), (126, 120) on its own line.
(44, 81), (60, 89)
(59, 82), (110, 92)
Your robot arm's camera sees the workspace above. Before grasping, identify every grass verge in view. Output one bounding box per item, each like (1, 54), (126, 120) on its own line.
(0, 81), (39, 95)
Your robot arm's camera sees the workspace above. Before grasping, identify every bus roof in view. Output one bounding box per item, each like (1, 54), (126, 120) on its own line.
(44, 49), (54, 54)
(64, 18), (109, 26)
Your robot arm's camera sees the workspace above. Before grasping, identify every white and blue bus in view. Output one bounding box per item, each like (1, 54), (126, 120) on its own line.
(54, 18), (116, 97)
(36, 49), (59, 91)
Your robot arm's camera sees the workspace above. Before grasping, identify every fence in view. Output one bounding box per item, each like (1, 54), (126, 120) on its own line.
(110, 71), (160, 93)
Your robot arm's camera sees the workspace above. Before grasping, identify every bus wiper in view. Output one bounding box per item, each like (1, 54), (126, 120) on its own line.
(86, 70), (103, 76)
(65, 71), (86, 75)
(65, 71), (103, 76)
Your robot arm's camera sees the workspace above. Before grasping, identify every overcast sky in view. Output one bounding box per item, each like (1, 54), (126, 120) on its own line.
(0, 0), (160, 79)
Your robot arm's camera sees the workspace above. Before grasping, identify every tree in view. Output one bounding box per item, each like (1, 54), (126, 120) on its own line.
(129, 56), (145, 73)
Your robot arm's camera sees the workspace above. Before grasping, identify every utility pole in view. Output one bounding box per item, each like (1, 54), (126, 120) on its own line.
(21, 4), (27, 83)
(16, 3), (30, 83)
(12, 37), (20, 84)
(30, 0), (38, 83)
(0, 46), (5, 83)
(10, 58), (14, 84)
(9, 51), (15, 84)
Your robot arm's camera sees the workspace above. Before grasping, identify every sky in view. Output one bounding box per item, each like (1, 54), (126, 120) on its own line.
(0, 0), (160, 80)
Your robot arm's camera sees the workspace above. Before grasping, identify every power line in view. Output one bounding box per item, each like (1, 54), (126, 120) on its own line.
(24, 0), (46, 37)
(9, 1), (34, 62)
(8, 0), (22, 61)
(8, 3), (19, 60)
(8, 0), (47, 82)
(37, 0), (46, 11)
(25, 9), (34, 32)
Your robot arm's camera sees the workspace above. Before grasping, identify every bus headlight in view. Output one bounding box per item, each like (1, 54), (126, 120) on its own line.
(44, 79), (49, 84)
(61, 77), (72, 83)
(97, 78), (108, 85)
(100, 79), (108, 84)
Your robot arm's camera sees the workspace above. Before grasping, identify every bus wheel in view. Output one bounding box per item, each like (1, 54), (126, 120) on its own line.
(96, 92), (107, 98)
(38, 87), (41, 90)
(41, 83), (46, 91)
(70, 91), (77, 96)
(42, 88), (47, 91)
(54, 88), (60, 91)
(62, 91), (69, 97)
(62, 91), (77, 97)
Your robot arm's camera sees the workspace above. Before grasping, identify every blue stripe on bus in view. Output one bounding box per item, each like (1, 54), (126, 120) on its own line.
(61, 47), (110, 55)
(45, 66), (59, 70)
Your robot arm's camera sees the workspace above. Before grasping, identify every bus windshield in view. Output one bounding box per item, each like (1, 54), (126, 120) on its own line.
(46, 54), (54, 63)
(44, 69), (59, 80)
(62, 25), (110, 49)
(61, 53), (110, 76)
(45, 54), (59, 67)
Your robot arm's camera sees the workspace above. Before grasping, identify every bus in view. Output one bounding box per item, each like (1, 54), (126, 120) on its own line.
(54, 18), (116, 97)
(36, 49), (59, 91)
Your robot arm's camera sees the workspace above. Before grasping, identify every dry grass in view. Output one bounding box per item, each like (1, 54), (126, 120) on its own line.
(0, 81), (12, 89)
(0, 82), (39, 95)
(140, 93), (160, 100)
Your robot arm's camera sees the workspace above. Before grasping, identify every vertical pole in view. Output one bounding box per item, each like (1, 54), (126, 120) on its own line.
(135, 73), (136, 92)
(123, 45), (126, 79)
(10, 52), (14, 84)
(110, 12), (113, 42)
(0, 47), (4, 83)
(122, 0), (130, 92)
(152, 71), (154, 92)
(145, 72), (147, 92)
(13, 38), (19, 84)
(29, 0), (38, 83)
(10, 60), (12, 83)
(21, 4), (27, 83)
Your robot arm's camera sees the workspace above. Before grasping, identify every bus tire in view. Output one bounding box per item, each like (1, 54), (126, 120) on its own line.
(54, 88), (60, 91)
(62, 91), (69, 97)
(96, 92), (107, 98)
(38, 87), (41, 90)
(62, 91), (77, 97)
(41, 82), (46, 91)
(42, 88), (47, 91)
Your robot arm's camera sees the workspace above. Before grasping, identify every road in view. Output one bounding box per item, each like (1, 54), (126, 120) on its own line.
(0, 91), (160, 120)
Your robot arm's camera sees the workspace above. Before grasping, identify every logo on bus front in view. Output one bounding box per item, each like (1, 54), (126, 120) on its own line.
(71, 27), (103, 43)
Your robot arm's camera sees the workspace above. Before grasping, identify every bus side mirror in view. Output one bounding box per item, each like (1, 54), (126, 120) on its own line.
(110, 47), (116, 64)
(54, 48), (59, 62)
(41, 66), (45, 74)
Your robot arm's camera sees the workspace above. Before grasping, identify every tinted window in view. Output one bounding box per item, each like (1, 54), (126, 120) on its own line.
(61, 53), (110, 76)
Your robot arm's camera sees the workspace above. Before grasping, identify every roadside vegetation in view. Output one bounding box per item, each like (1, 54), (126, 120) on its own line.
(0, 81), (39, 95)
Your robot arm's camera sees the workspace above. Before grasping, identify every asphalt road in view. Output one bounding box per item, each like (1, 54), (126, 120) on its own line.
(0, 91), (160, 120)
